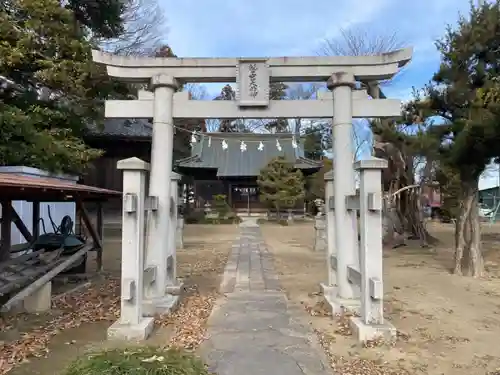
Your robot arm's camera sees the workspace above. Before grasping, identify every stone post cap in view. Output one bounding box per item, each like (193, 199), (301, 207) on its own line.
(324, 170), (334, 181)
(117, 157), (150, 171)
(327, 71), (356, 90)
(171, 171), (182, 181)
(354, 157), (388, 170)
(150, 74), (179, 90)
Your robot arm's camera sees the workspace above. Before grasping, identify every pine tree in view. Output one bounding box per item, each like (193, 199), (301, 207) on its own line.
(257, 156), (305, 217)
(264, 82), (289, 133)
(0, 0), (130, 173)
(413, 1), (500, 276)
(215, 85), (238, 132)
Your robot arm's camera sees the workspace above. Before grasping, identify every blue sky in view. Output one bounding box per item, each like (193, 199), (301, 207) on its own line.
(157, 0), (499, 189)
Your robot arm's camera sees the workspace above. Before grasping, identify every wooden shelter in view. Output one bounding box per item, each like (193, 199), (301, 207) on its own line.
(0, 173), (120, 310)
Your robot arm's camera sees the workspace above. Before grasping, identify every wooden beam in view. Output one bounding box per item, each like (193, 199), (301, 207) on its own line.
(76, 200), (103, 271)
(11, 207), (33, 243)
(0, 249), (44, 272)
(96, 202), (103, 272)
(1, 244), (93, 312)
(32, 201), (40, 239)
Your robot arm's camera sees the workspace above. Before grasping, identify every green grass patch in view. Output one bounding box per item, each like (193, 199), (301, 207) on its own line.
(61, 347), (211, 375)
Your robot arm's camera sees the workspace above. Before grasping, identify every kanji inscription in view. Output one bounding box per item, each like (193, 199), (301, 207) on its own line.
(236, 59), (269, 107)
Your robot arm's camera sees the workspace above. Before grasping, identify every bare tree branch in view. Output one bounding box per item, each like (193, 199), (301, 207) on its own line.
(98, 0), (168, 56)
(286, 83), (323, 134)
(184, 83), (209, 100)
(319, 27), (404, 57)
(318, 25), (406, 89)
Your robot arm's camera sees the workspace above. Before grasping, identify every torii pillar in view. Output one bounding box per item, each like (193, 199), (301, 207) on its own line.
(142, 74), (181, 315)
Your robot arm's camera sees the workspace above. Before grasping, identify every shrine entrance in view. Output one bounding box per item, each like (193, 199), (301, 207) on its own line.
(232, 185), (259, 214)
(92, 48), (412, 341)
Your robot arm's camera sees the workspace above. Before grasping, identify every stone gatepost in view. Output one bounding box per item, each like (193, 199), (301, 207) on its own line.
(142, 171), (184, 316)
(168, 172), (181, 282)
(177, 216), (184, 249)
(349, 157), (396, 341)
(321, 72), (361, 315)
(320, 171), (337, 300)
(108, 157), (154, 341)
(328, 72), (360, 301)
(144, 74), (180, 315)
(313, 199), (327, 252)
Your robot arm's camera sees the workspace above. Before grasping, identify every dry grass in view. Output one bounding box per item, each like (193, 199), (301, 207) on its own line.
(1, 224), (238, 375)
(261, 221), (500, 375)
(157, 224), (238, 350)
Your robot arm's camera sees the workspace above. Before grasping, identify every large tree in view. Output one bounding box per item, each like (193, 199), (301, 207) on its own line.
(303, 124), (331, 160)
(262, 82), (289, 133)
(318, 27), (435, 246)
(0, 0), (131, 174)
(414, 1), (500, 276)
(215, 85), (239, 132)
(307, 158), (332, 202)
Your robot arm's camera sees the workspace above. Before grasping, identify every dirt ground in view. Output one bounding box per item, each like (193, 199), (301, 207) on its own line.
(0, 224), (238, 375)
(260, 221), (500, 375)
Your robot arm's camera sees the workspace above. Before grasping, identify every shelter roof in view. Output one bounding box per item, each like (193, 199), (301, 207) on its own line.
(0, 173), (121, 201)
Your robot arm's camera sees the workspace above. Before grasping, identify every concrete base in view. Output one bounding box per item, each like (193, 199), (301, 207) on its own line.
(349, 316), (396, 342)
(142, 294), (180, 317)
(23, 282), (52, 312)
(107, 317), (155, 341)
(320, 283), (360, 316)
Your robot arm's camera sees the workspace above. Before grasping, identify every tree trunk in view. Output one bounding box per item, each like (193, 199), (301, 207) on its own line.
(454, 181), (484, 277)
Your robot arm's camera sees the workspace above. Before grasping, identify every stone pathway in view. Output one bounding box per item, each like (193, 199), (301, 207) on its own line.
(201, 220), (330, 375)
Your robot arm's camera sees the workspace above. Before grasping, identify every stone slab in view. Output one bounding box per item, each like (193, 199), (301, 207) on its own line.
(201, 224), (330, 375)
(349, 316), (396, 342)
(107, 317), (154, 341)
(320, 283), (361, 316)
(142, 294), (180, 317)
(23, 281), (52, 313)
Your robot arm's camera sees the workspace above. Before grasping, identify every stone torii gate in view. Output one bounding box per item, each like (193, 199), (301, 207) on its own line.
(92, 48), (412, 340)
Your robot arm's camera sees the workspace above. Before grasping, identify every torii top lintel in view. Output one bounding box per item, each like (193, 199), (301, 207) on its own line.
(91, 48), (412, 84)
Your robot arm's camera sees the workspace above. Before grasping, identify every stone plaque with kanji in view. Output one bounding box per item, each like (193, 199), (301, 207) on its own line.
(236, 59), (269, 107)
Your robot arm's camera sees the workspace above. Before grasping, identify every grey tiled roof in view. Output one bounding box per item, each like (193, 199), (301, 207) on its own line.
(176, 132), (321, 177)
(87, 119), (152, 138)
(87, 119), (205, 138)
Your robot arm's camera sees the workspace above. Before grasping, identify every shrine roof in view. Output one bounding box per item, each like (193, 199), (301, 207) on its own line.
(86, 119), (203, 139)
(86, 119), (152, 138)
(176, 132), (321, 177)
